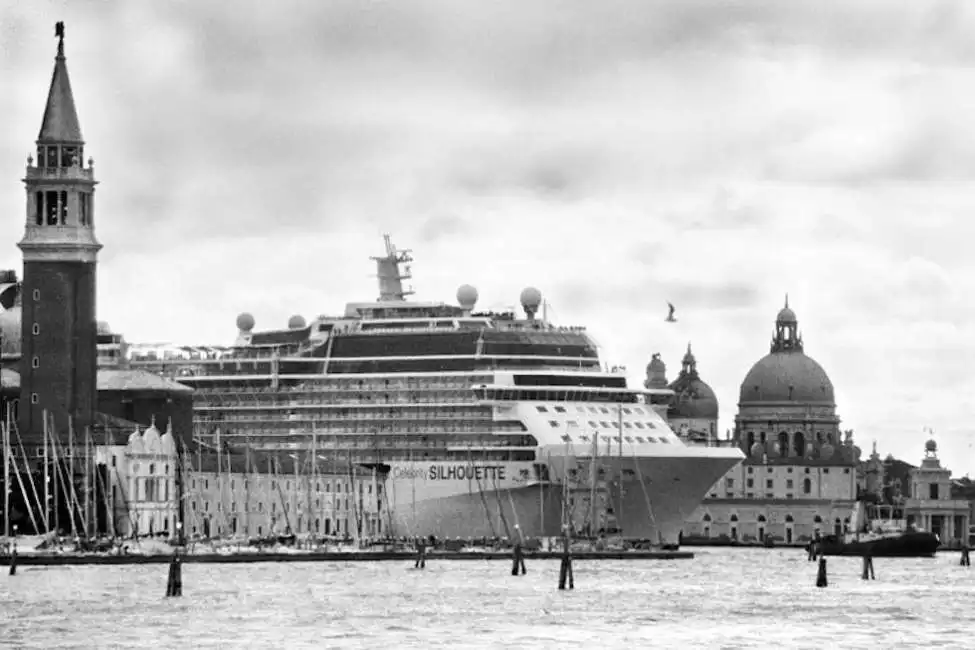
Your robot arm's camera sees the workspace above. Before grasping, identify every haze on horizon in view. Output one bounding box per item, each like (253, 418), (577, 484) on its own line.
(1, 1), (974, 475)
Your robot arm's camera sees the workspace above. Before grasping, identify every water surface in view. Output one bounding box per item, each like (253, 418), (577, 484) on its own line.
(1, 548), (969, 649)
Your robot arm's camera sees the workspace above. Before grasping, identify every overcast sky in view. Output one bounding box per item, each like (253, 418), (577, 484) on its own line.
(2, 1), (975, 475)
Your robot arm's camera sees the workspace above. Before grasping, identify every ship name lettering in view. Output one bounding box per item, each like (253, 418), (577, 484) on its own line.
(428, 465), (507, 481)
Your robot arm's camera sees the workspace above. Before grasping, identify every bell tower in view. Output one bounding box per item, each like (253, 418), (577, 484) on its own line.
(18, 23), (101, 444)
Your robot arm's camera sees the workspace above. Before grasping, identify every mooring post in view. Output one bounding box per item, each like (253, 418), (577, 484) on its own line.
(165, 552), (183, 598)
(557, 534), (574, 590)
(415, 540), (426, 570)
(511, 543), (526, 576)
(815, 556), (828, 588)
(8, 539), (17, 577)
(961, 546), (971, 567)
(861, 554), (875, 580)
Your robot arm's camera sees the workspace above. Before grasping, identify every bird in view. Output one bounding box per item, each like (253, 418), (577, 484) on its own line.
(665, 302), (677, 323)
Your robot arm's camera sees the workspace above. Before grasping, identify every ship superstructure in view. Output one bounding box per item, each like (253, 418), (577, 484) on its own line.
(120, 236), (743, 543)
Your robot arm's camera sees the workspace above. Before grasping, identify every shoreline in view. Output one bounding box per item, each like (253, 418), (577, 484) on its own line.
(0, 549), (692, 566)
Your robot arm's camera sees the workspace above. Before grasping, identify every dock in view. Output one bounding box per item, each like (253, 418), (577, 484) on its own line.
(0, 549), (692, 567)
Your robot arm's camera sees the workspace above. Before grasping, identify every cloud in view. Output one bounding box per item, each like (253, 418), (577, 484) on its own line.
(4, 1), (975, 475)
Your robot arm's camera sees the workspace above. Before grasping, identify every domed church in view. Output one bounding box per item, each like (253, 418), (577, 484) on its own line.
(683, 298), (862, 546)
(667, 344), (719, 444)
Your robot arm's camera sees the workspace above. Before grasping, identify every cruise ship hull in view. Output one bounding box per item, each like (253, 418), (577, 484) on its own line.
(382, 449), (742, 544)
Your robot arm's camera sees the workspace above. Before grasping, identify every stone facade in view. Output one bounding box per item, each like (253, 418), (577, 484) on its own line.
(97, 418), (382, 541)
(682, 300), (859, 543)
(903, 439), (970, 547)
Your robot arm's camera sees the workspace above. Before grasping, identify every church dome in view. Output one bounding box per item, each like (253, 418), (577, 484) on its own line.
(143, 418), (161, 453)
(739, 353), (834, 404)
(738, 300), (835, 406)
(669, 344), (718, 420)
(127, 427), (144, 453)
(0, 306), (22, 356)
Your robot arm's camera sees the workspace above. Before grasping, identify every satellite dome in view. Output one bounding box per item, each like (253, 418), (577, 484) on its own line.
(96, 320), (112, 335)
(820, 443), (834, 460)
(520, 286), (542, 309)
(750, 442), (764, 458)
(456, 284), (479, 310)
(288, 314), (307, 330)
(236, 312), (255, 332)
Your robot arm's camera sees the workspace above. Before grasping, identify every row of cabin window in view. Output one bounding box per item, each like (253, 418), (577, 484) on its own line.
(537, 404), (650, 416)
(549, 419), (658, 431)
(33, 191), (91, 227)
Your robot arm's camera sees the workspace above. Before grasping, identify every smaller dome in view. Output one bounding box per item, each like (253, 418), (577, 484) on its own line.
(765, 440), (779, 458)
(127, 427), (143, 452)
(750, 442), (764, 458)
(287, 314), (306, 330)
(236, 312), (255, 332)
(805, 442), (816, 458)
(143, 419), (161, 452)
(852, 445), (862, 461)
(820, 443), (834, 460)
(925, 438), (937, 453)
(647, 354), (666, 374)
(456, 284), (479, 309)
(96, 320), (112, 335)
(520, 287), (542, 312)
(777, 306), (797, 323)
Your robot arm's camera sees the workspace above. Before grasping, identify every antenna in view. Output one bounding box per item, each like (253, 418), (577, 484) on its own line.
(371, 233), (415, 301)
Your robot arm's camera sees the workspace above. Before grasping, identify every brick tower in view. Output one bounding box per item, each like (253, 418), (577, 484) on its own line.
(18, 23), (101, 445)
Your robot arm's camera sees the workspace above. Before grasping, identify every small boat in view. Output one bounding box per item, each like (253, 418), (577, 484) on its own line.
(817, 502), (940, 558)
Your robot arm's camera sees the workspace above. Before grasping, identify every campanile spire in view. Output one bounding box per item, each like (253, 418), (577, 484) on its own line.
(18, 23), (100, 443)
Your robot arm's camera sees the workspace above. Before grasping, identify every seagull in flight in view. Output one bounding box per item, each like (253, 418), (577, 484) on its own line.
(665, 302), (677, 323)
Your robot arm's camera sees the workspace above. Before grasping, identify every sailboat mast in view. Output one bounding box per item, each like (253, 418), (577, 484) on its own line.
(589, 431), (599, 536)
(617, 403), (623, 536)
(3, 414), (9, 540)
(68, 415), (75, 536)
(43, 413), (50, 534)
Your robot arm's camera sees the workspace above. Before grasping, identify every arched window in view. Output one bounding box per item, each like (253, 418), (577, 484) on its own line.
(813, 515), (823, 524)
(777, 431), (789, 457)
(803, 478), (812, 494)
(746, 432), (755, 450)
(793, 431), (805, 457)
(784, 514), (794, 523)
(702, 513), (712, 522)
(730, 514), (739, 522)
(757, 515), (767, 523)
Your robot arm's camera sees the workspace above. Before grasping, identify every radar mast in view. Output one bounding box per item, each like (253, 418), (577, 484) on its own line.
(371, 234), (415, 301)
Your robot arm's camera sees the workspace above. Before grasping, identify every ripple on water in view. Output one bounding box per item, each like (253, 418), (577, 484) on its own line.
(0, 549), (972, 649)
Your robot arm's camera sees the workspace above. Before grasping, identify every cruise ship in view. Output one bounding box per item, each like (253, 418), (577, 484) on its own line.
(121, 237), (744, 545)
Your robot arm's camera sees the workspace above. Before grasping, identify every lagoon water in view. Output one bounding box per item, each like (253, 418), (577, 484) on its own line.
(1, 548), (970, 649)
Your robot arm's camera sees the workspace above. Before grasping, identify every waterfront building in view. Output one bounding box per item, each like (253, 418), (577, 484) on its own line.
(95, 416), (380, 541)
(902, 437), (969, 547)
(682, 299), (860, 543)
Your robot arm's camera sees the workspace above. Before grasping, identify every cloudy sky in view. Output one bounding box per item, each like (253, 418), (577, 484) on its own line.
(2, 1), (975, 475)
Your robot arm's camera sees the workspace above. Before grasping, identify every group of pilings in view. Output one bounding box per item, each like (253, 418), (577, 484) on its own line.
(412, 536), (574, 590)
(808, 542), (971, 587)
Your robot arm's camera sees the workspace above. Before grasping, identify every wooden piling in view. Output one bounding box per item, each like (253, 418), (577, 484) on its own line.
(861, 554), (875, 580)
(961, 547), (971, 567)
(511, 543), (526, 576)
(815, 556), (827, 588)
(557, 535), (574, 590)
(414, 541), (426, 569)
(165, 553), (182, 597)
(8, 548), (16, 577)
